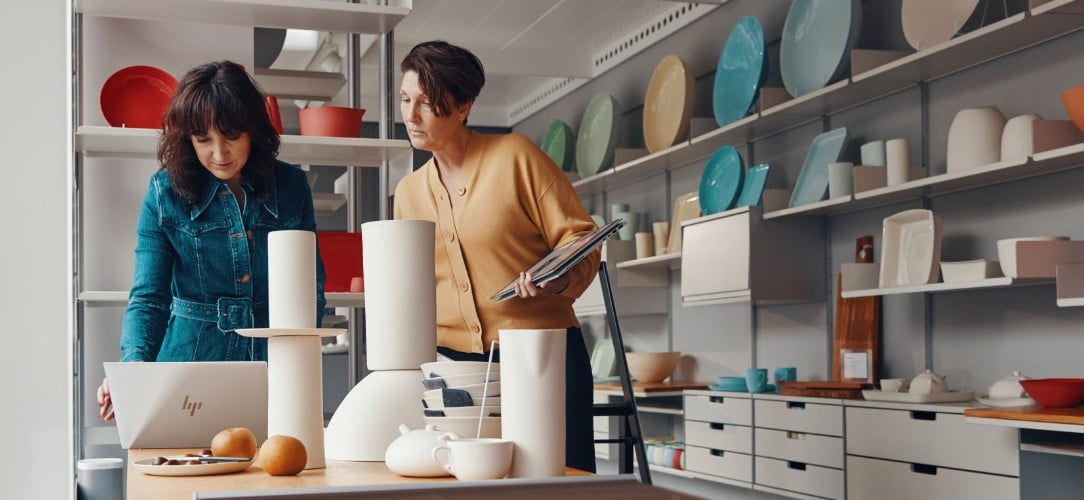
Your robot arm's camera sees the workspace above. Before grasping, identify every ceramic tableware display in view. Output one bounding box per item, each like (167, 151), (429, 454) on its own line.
(431, 436), (514, 480)
(976, 370), (1036, 408)
(384, 424), (457, 477)
(789, 127), (849, 208)
(298, 106), (366, 137)
(885, 138), (911, 186)
(735, 164), (770, 208)
(265, 96), (283, 134)
(878, 209), (943, 288)
(713, 15), (767, 127)
(828, 162), (854, 198)
(643, 54), (695, 153)
(909, 369), (948, 394)
(780, 0), (862, 98)
(745, 368), (769, 393)
(946, 106), (1006, 173)
(774, 367), (797, 384)
(500, 329), (566, 478)
(901, 0), (982, 50)
(996, 236), (1070, 278)
(711, 376), (748, 392)
(1062, 84), (1084, 134)
(541, 120), (575, 172)
(100, 65), (179, 129)
(635, 232), (654, 259)
(698, 146), (745, 215)
(1019, 378), (1084, 408)
(614, 211), (640, 240)
(576, 93), (622, 180)
(590, 338), (617, 383)
(862, 370), (974, 403)
(1000, 114), (1041, 161)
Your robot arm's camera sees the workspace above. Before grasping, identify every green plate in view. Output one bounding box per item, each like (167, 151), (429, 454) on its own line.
(576, 93), (621, 180)
(541, 120), (575, 172)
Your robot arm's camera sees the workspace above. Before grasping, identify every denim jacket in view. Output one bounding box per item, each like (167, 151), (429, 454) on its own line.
(120, 161), (326, 362)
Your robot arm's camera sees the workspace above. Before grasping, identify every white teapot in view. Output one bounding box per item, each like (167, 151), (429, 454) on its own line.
(989, 370), (1029, 400)
(909, 369), (949, 394)
(384, 424), (458, 477)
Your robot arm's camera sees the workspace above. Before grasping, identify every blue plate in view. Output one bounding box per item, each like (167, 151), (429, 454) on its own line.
(698, 146), (745, 215)
(789, 127), (849, 208)
(576, 93), (622, 180)
(713, 16), (767, 127)
(735, 163), (770, 208)
(780, 0), (863, 98)
(710, 384), (749, 393)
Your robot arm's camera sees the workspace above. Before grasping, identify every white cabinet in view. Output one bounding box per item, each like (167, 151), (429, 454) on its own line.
(684, 391), (754, 485)
(755, 456), (845, 500)
(847, 455), (1019, 500)
(680, 207), (824, 306)
(753, 395), (845, 499)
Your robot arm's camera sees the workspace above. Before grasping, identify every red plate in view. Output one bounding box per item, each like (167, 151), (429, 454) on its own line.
(100, 65), (178, 129)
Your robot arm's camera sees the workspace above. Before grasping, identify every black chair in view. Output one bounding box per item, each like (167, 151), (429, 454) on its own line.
(592, 262), (652, 484)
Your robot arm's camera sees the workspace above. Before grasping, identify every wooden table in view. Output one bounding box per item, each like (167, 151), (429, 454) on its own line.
(964, 405), (1084, 433)
(128, 448), (591, 500)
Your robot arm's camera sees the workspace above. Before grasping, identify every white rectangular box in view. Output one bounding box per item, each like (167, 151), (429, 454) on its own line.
(755, 428), (844, 469)
(755, 456), (844, 499)
(684, 394), (753, 425)
(847, 455), (1019, 500)
(685, 445), (753, 483)
(755, 400), (843, 436)
(685, 420), (753, 454)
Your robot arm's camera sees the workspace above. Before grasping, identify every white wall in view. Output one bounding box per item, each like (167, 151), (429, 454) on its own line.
(0, 0), (73, 498)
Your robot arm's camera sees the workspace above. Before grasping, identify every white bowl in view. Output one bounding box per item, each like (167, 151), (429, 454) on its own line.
(423, 416), (501, 439)
(423, 396), (501, 410)
(996, 236), (1070, 278)
(421, 361), (499, 379)
(422, 404), (501, 418)
(939, 259), (1001, 283)
(424, 371), (499, 389)
(422, 381), (501, 402)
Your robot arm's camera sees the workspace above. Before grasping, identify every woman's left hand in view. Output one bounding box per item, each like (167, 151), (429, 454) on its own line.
(514, 272), (569, 299)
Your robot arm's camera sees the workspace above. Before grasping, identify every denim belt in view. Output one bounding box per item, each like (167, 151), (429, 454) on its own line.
(171, 296), (266, 332)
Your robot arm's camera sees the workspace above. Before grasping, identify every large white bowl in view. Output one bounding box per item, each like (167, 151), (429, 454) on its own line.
(421, 361), (499, 379)
(879, 209), (943, 287)
(940, 259), (1001, 283)
(422, 404), (501, 418)
(423, 396), (501, 411)
(422, 381), (500, 402)
(625, 352), (681, 383)
(996, 236), (1070, 278)
(423, 416), (501, 439)
(423, 371), (499, 389)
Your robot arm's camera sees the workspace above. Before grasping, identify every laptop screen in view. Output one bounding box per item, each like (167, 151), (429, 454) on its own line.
(104, 361), (268, 449)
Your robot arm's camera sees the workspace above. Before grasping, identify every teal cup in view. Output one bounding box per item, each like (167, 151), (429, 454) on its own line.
(745, 368), (769, 393)
(774, 367), (797, 384)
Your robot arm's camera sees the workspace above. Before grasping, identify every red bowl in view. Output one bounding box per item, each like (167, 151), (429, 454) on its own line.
(1019, 378), (1084, 408)
(1061, 85), (1084, 135)
(298, 106), (365, 137)
(100, 65), (178, 129)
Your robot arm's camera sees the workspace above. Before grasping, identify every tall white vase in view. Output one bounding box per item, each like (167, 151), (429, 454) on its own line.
(499, 329), (566, 478)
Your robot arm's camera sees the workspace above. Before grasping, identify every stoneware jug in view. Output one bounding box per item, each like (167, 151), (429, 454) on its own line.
(989, 370), (1029, 400)
(384, 424), (457, 477)
(909, 369), (948, 394)
(500, 328), (566, 478)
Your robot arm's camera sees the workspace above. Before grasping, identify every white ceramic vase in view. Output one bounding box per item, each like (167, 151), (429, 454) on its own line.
(499, 329), (566, 478)
(946, 106), (1006, 173)
(1000, 114), (1041, 161)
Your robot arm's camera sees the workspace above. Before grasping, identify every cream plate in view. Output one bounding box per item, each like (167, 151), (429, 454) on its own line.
(901, 0), (981, 50)
(861, 390), (974, 403)
(132, 458), (253, 476)
(235, 327), (345, 338)
(643, 54), (694, 153)
(977, 397), (1038, 408)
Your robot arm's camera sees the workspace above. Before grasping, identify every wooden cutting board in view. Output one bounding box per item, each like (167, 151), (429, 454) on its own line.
(832, 236), (881, 382)
(777, 381), (871, 400)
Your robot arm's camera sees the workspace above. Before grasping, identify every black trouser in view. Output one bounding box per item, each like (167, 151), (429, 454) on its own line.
(437, 326), (597, 473)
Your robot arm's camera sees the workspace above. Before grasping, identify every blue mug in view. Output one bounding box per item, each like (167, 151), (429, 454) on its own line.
(774, 367), (797, 384)
(745, 368), (769, 393)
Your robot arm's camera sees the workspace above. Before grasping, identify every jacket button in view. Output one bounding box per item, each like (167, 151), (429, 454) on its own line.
(246, 230), (254, 239)
(457, 187), (467, 196)
(237, 274), (251, 283)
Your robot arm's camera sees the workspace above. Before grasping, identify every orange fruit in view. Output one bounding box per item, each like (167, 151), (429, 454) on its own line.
(210, 427), (257, 459)
(259, 435), (307, 476)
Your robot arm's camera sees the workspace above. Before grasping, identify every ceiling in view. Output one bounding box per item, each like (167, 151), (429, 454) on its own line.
(267, 0), (720, 128)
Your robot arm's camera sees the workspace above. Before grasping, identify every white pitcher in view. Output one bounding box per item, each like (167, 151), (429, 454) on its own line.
(499, 328), (566, 478)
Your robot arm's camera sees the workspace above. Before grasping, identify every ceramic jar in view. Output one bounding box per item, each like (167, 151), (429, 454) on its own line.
(909, 369), (948, 394)
(946, 106), (1006, 173)
(384, 424), (458, 477)
(989, 370), (1029, 400)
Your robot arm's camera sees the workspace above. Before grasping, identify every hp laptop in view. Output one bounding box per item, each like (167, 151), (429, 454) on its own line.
(104, 361), (268, 449)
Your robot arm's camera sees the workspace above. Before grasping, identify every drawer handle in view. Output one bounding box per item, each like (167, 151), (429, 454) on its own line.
(709, 396), (725, 403)
(787, 402), (806, 410)
(710, 449), (725, 457)
(709, 423), (725, 431)
(910, 411), (937, 421)
(786, 431), (805, 440)
(787, 461), (807, 471)
(911, 463), (938, 476)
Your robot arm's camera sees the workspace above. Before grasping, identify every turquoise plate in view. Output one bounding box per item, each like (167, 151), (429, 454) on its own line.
(698, 146), (745, 215)
(575, 93), (622, 180)
(788, 127), (849, 208)
(735, 163), (770, 208)
(541, 119), (575, 172)
(713, 16), (767, 127)
(710, 384), (749, 393)
(780, 0), (862, 98)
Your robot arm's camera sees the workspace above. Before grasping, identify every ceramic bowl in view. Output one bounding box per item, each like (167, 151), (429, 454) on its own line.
(422, 381), (500, 402)
(422, 371), (499, 390)
(1061, 84), (1084, 134)
(946, 106), (1006, 173)
(1019, 378), (1084, 408)
(939, 259), (1001, 283)
(423, 396), (501, 411)
(625, 352), (681, 383)
(298, 106), (365, 137)
(421, 361), (499, 379)
(422, 404), (501, 418)
(423, 416), (502, 439)
(996, 236), (1070, 278)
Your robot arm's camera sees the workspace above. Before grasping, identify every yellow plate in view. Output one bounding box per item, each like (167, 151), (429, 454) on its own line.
(666, 192), (701, 254)
(132, 458), (253, 476)
(643, 54), (694, 153)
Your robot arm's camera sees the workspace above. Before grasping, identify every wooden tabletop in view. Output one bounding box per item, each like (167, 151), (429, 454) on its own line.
(963, 405), (1084, 425)
(128, 448), (590, 500)
(592, 381), (708, 393)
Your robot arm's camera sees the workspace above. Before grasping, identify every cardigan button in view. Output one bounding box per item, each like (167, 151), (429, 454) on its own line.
(446, 233), (455, 243)
(459, 282), (469, 293)
(470, 324), (481, 334)
(457, 187), (467, 196)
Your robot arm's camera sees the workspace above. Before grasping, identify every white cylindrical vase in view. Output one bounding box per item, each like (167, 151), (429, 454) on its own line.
(267, 336), (325, 469)
(268, 230), (316, 328)
(362, 220), (437, 370)
(499, 329), (566, 478)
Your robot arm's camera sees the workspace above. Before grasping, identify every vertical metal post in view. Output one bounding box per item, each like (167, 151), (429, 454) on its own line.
(72, 5), (85, 469)
(346, 24), (361, 385)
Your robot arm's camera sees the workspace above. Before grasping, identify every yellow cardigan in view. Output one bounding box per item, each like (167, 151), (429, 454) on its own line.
(394, 131), (600, 353)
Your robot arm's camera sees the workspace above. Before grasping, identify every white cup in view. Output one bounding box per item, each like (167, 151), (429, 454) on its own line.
(635, 232), (654, 259)
(880, 378), (906, 392)
(77, 458), (123, 500)
(432, 438), (514, 480)
(652, 222), (670, 256)
(885, 138), (911, 186)
(614, 211), (640, 241)
(860, 140), (886, 167)
(828, 162), (854, 198)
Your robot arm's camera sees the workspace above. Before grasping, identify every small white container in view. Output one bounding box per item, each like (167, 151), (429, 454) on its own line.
(996, 236), (1070, 278)
(939, 259), (1002, 283)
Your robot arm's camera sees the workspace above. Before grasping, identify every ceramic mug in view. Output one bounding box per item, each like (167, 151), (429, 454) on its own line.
(774, 367), (797, 384)
(652, 222), (670, 256)
(828, 162), (854, 198)
(635, 232), (654, 259)
(880, 378), (906, 392)
(431, 438), (514, 480)
(610, 203), (630, 219)
(745, 368), (769, 393)
(860, 140), (886, 167)
(885, 138), (910, 186)
(614, 211), (640, 240)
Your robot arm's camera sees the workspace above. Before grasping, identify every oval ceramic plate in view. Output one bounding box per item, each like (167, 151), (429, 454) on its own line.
(902, 0), (981, 50)
(576, 93), (621, 180)
(713, 16), (767, 127)
(698, 146), (745, 215)
(780, 0), (862, 98)
(132, 458), (253, 477)
(100, 65), (179, 128)
(977, 397), (1037, 408)
(235, 327), (345, 338)
(541, 120), (575, 172)
(788, 127), (848, 208)
(254, 27), (287, 68)
(643, 54), (694, 153)
(735, 163), (770, 208)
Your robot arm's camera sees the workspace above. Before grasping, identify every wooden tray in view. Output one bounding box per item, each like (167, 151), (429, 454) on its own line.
(776, 381), (872, 400)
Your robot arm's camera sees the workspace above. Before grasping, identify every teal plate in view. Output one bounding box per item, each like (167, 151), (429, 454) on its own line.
(710, 384), (749, 393)
(713, 15), (767, 127)
(735, 163), (770, 208)
(541, 119), (575, 172)
(698, 146), (745, 215)
(780, 0), (862, 98)
(576, 93), (621, 180)
(789, 127), (849, 208)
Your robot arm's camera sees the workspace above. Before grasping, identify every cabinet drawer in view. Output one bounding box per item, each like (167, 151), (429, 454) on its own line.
(847, 455), (1019, 500)
(685, 420), (752, 453)
(684, 394), (752, 425)
(846, 406), (1018, 476)
(681, 213), (750, 300)
(755, 456), (844, 499)
(755, 428), (843, 469)
(755, 400), (842, 436)
(685, 445), (752, 483)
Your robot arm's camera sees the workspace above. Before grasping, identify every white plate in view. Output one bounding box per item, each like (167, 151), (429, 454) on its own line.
(132, 458), (253, 476)
(901, 0), (981, 51)
(879, 209), (942, 287)
(235, 327), (344, 338)
(977, 397), (1038, 408)
(862, 390), (974, 403)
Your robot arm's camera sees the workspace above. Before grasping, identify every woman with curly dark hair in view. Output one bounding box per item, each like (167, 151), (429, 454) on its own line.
(97, 60), (325, 421)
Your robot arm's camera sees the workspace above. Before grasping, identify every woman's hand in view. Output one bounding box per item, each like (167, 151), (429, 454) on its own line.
(514, 272), (569, 299)
(97, 378), (114, 422)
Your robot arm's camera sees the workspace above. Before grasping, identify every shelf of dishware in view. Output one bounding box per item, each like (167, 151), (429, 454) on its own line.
(253, 68), (346, 102)
(75, 0), (410, 34)
(572, 4), (1084, 197)
(76, 126), (413, 167)
(79, 290), (365, 308)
